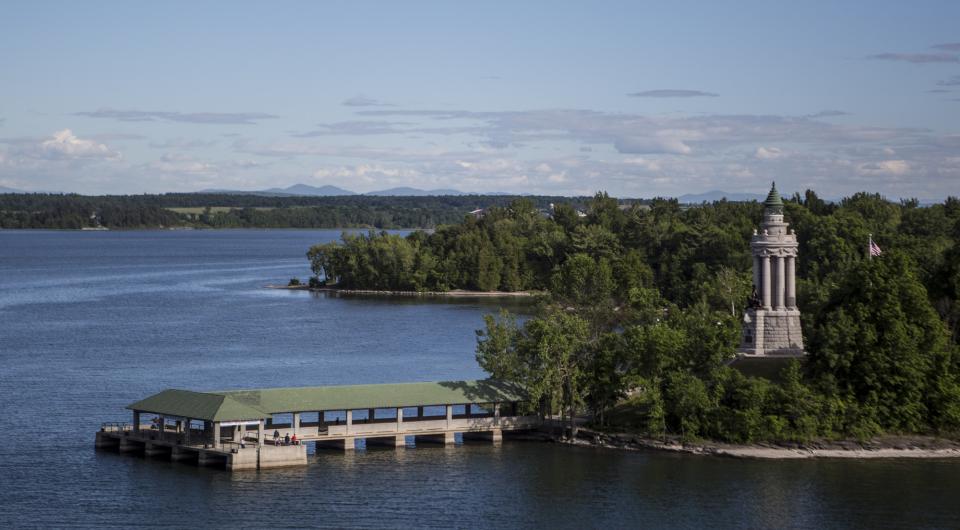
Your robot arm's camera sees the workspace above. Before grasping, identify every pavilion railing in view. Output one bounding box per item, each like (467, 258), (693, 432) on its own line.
(101, 422), (131, 433)
(219, 441), (245, 453)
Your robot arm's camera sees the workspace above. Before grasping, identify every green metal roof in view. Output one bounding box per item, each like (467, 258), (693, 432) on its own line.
(127, 380), (525, 422)
(764, 182), (783, 208)
(126, 389), (269, 422)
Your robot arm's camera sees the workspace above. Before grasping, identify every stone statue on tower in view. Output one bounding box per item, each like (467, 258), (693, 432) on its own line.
(736, 183), (805, 358)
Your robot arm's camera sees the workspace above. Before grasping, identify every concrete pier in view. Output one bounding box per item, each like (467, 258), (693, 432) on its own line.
(366, 435), (406, 448)
(416, 432), (456, 445)
(144, 442), (170, 457)
(97, 379), (540, 471)
(315, 437), (355, 451)
(464, 428), (502, 443)
(170, 446), (196, 462)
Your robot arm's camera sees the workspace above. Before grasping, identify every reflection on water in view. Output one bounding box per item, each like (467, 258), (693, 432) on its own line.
(1, 230), (958, 528)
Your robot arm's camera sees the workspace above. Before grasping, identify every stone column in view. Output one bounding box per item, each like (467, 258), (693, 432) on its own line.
(494, 403), (501, 426)
(775, 255), (786, 310)
(752, 255), (761, 294)
(235, 425), (243, 443)
(213, 422), (221, 447)
(397, 407), (403, 432)
(292, 413), (300, 436)
(446, 404), (453, 430)
(183, 418), (190, 445)
(786, 255), (796, 309)
(761, 255), (771, 309)
(346, 410), (353, 434)
(133, 411), (140, 432)
(257, 419), (265, 446)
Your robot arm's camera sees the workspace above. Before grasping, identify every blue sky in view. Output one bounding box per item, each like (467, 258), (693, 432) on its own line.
(1, 1), (959, 198)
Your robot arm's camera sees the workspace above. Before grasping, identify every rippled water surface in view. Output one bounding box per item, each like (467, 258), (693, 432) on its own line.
(1, 230), (958, 529)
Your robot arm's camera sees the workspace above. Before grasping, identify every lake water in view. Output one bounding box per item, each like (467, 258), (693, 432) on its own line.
(1, 229), (958, 529)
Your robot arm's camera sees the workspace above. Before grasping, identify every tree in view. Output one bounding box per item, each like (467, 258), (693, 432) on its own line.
(807, 251), (956, 431)
(476, 308), (590, 437)
(550, 253), (615, 307)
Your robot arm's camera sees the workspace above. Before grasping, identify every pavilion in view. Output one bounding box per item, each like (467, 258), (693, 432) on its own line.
(96, 379), (539, 470)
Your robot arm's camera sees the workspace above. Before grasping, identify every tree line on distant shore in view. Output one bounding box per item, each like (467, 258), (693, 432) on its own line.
(309, 192), (960, 443)
(0, 193), (581, 229)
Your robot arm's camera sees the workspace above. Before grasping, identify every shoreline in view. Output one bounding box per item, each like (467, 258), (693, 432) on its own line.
(564, 429), (960, 459)
(266, 285), (539, 298)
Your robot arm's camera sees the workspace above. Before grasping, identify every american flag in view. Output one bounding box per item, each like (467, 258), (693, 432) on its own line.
(869, 239), (882, 257)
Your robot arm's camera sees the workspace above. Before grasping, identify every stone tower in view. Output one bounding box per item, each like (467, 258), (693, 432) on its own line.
(738, 183), (805, 357)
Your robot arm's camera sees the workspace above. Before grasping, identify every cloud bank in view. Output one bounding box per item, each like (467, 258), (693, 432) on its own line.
(75, 108), (278, 124)
(628, 89), (719, 98)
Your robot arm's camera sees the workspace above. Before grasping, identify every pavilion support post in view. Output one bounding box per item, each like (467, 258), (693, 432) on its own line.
(494, 403), (501, 426)
(369, 409), (375, 423)
(417, 406), (424, 419)
(257, 420), (265, 446)
(346, 410), (353, 435)
(213, 422), (221, 448)
(159, 416), (165, 434)
(183, 418), (191, 445)
(446, 404), (453, 430)
(235, 425), (243, 443)
(292, 413), (300, 436)
(397, 407), (403, 431)
(133, 411), (140, 433)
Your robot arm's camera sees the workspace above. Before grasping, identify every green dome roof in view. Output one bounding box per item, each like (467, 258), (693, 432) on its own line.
(764, 182), (783, 209)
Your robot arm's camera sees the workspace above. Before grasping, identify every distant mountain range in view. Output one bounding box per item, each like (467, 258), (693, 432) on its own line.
(677, 190), (766, 203)
(263, 184), (355, 196)
(0, 185), (24, 193)
(365, 186), (467, 196)
(192, 184), (773, 201)
(194, 183), (506, 197)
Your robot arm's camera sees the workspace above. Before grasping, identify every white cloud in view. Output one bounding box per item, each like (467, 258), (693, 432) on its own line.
(614, 137), (692, 155)
(547, 172), (567, 183)
(857, 160), (911, 176)
(147, 153), (218, 175)
(622, 157), (662, 171)
(39, 129), (120, 160)
(754, 146), (784, 159)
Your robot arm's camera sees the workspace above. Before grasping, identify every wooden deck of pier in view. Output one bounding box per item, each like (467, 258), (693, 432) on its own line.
(96, 379), (541, 471)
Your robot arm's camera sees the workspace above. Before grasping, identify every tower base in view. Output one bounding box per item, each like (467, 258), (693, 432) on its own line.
(738, 308), (805, 357)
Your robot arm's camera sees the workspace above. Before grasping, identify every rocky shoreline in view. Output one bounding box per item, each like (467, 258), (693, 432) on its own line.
(560, 429), (960, 459)
(266, 284), (538, 298)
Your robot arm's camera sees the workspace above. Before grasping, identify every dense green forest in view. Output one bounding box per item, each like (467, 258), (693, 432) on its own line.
(308, 192), (960, 443)
(0, 193), (584, 229)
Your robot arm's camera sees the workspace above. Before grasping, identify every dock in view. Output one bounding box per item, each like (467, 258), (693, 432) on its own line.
(95, 379), (541, 471)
